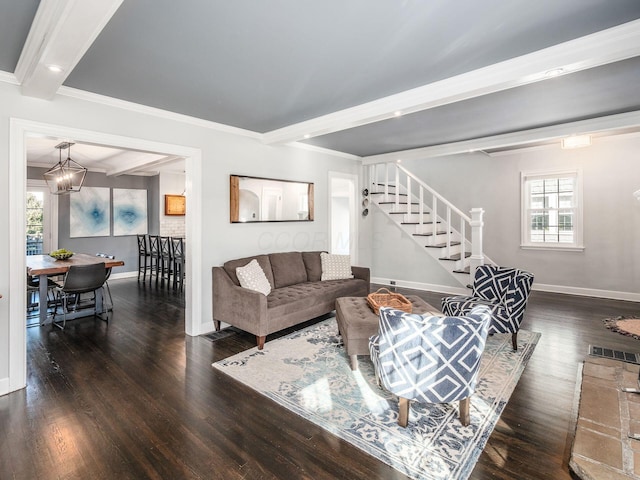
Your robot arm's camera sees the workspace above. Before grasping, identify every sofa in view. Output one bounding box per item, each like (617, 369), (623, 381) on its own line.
(212, 251), (370, 349)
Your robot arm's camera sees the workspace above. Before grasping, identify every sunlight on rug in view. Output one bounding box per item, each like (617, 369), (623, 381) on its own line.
(213, 317), (540, 480)
(603, 316), (640, 340)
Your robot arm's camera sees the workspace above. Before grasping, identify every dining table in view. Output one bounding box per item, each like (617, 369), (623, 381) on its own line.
(26, 253), (125, 325)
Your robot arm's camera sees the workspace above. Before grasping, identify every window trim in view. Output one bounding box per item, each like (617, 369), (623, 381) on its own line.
(520, 169), (584, 251)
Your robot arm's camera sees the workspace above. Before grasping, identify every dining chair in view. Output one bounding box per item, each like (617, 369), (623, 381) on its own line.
(147, 235), (160, 284)
(170, 237), (185, 292)
(52, 262), (108, 330)
(96, 253), (115, 311)
(137, 234), (151, 282)
(26, 274), (58, 325)
(159, 236), (173, 285)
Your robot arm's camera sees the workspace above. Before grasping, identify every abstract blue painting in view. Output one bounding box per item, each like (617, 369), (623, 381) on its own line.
(70, 187), (110, 237)
(113, 188), (148, 236)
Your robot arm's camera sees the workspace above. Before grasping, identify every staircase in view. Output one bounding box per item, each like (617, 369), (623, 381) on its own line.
(365, 163), (490, 288)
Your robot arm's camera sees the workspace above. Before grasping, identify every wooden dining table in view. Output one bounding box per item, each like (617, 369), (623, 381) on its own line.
(26, 253), (125, 325)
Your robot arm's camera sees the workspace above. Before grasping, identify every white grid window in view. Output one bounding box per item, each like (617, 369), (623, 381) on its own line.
(521, 170), (583, 250)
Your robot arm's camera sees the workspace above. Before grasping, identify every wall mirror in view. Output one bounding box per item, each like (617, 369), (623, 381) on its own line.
(230, 175), (314, 223)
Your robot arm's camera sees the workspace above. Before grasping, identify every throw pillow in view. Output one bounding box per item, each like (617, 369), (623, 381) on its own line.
(320, 252), (353, 281)
(236, 259), (271, 296)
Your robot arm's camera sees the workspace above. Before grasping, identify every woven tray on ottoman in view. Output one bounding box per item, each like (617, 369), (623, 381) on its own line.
(367, 288), (412, 314)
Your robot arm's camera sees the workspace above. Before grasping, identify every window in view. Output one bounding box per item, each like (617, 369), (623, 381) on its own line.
(521, 170), (583, 250)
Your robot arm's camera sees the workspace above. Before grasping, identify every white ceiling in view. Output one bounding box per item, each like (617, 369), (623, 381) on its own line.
(2, 0), (640, 163)
(26, 137), (185, 176)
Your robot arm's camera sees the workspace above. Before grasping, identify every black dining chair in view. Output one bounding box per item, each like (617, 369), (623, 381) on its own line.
(159, 236), (173, 285)
(52, 262), (108, 330)
(148, 235), (160, 284)
(137, 234), (151, 282)
(171, 237), (185, 292)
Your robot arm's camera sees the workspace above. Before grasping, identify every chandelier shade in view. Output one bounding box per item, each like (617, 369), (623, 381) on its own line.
(43, 142), (87, 195)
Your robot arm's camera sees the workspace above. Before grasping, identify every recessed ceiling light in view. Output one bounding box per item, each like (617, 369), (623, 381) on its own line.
(394, 111), (403, 117)
(561, 134), (591, 149)
(47, 64), (64, 73)
(544, 68), (564, 78)
(303, 134), (311, 139)
(396, 159), (402, 163)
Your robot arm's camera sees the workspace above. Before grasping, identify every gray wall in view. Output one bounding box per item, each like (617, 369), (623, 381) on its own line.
(27, 167), (159, 275)
(368, 134), (640, 296)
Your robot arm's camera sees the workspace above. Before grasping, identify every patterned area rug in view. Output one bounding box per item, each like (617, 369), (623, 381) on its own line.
(213, 317), (540, 480)
(603, 316), (640, 340)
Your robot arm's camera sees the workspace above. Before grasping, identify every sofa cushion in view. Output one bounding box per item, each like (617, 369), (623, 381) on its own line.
(267, 279), (368, 316)
(223, 255), (275, 288)
(236, 259), (271, 296)
(301, 251), (324, 282)
(320, 252), (354, 281)
(269, 252), (308, 288)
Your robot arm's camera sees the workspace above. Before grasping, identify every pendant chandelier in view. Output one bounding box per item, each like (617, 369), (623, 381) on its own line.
(43, 142), (88, 195)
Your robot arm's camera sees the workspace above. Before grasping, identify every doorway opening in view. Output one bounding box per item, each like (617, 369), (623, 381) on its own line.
(8, 118), (203, 395)
(329, 172), (358, 263)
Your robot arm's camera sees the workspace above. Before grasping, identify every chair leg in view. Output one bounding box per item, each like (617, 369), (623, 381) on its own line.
(257, 335), (266, 350)
(459, 397), (470, 426)
(398, 397), (410, 427)
(512, 332), (518, 351)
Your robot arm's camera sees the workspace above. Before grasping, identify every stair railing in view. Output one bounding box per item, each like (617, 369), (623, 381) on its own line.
(368, 162), (485, 276)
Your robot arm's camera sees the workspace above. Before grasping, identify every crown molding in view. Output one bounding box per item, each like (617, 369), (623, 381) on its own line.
(362, 110), (640, 164)
(57, 85), (262, 140)
(286, 141), (361, 161)
(0, 70), (19, 85)
(263, 19), (640, 146)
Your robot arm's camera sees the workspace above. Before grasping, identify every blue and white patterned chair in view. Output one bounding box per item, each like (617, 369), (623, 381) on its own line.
(441, 265), (534, 351)
(369, 305), (491, 427)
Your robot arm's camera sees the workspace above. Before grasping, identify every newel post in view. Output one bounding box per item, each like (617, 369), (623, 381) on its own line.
(469, 208), (485, 280)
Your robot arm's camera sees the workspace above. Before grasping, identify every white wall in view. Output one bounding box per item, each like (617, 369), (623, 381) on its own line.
(0, 81), (360, 389)
(369, 134), (640, 298)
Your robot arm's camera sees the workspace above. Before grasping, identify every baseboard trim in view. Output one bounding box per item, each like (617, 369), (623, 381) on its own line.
(532, 283), (640, 303)
(0, 376), (11, 397)
(109, 271), (138, 280)
(200, 319), (216, 334)
(371, 277), (640, 303)
(370, 277), (468, 296)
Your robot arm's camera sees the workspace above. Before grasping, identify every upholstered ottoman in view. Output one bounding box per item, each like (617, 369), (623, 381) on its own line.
(335, 295), (440, 370)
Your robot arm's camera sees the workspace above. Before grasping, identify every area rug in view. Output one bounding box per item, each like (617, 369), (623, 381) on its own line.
(603, 316), (640, 340)
(213, 318), (540, 480)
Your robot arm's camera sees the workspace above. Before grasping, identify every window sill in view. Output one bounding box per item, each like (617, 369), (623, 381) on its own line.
(520, 244), (585, 252)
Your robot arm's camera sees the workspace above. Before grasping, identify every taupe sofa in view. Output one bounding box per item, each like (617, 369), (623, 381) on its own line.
(212, 251), (370, 349)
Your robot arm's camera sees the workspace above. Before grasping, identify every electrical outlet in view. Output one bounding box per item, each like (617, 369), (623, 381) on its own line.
(390, 280), (396, 285)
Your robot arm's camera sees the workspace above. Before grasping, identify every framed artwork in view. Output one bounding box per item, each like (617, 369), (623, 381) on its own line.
(113, 188), (148, 236)
(70, 187), (110, 237)
(165, 194), (186, 216)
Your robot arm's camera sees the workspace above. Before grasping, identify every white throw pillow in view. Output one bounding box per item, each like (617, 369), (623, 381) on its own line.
(236, 259), (271, 296)
(320, 252), (353, 281)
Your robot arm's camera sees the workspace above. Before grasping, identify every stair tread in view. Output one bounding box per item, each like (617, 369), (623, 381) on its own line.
(440, 252), (472, 261)
(390, 211), (428, 215)
(413, 231), (450, 236)
(425, 241), (462, 248)
(378, 202), (419, 205)
(402, 221), (441, 225)
(453, 267), (471, 274)
(371, 192), (408, 196)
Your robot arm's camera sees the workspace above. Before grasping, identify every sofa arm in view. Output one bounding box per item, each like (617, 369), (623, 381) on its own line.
(212, 266), (268, 336)
(351, 266), (370, 292)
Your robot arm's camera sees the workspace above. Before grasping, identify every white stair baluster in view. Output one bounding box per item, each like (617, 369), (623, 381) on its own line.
(384, 163), (390, 202)
(419, 186), (424, 229)
(446, 207), (451, 259)
(460, 218), (466, 270)
(432, 195), (438, 240)
(395, 165), (400, 211)
(406, 175), (412, 222)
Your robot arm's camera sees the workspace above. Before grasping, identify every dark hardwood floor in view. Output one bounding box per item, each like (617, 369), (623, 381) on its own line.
(2, 278), (639, 479)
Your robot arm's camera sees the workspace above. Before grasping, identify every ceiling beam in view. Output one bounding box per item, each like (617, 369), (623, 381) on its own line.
(361, 110), (640, 165)
(263, 19), (640, 146)
(105, 155), (184, 177)
(15, 0), (124, 100)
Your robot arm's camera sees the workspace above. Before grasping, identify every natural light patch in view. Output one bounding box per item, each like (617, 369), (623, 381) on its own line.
(352, 369), (389, 415)
(300, 377), (333, 413)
